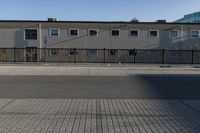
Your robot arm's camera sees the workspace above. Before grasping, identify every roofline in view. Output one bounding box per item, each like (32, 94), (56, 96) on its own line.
(0, 20), (200, 25)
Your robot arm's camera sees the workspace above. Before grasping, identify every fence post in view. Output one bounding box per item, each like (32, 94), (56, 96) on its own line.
(14, 47), (16, 63)
(103, 48), (106, 64)
(133, 49), (137, 64)
(191, 49), (194, 64)
(24, 47), (26, 62)
(162, 49), (165, 64)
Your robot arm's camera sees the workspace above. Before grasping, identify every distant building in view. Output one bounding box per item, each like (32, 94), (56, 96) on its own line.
(175, 12), (200, 23)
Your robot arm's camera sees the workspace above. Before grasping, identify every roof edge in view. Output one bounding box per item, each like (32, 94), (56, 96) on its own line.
(0, 20), (200, 25)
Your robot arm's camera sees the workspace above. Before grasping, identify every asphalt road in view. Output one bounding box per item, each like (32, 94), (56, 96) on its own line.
(0, 74), (200, 99)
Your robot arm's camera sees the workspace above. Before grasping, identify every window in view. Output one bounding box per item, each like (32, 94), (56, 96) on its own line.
(149, 30), (159, 37)
(110, 49), (118, 55)
(111, 29), (120, 37)
(69, 29), (79, 36)
(50, 29), (60, 37)
(88, 29), (98, 36)
(191, 30), (199, 38)
(130, 29), (139, 37)
(169, 30), (179, 38)
(24, 29), (37, 40)
(49, 49), (58, 56)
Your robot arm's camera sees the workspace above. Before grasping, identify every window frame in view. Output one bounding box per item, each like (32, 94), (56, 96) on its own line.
(111, 29), (120, 37)
(130, 29), (139, 37)
(169, 30), (179, 38)
(69, 28), (79, 37)
(190, 30), (200, 38)
(149, 29), (159, 37)
(88, 29), (98, 37)
(24, 28), (38, 40)
(49, 28), (60, 37)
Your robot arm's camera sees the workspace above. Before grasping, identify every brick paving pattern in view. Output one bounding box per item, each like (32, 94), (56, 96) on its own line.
(0, 99), (200, 133)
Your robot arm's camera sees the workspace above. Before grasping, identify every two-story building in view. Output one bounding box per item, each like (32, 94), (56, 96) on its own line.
(0, 19), (200, 50)
(0, 19), (200, 63)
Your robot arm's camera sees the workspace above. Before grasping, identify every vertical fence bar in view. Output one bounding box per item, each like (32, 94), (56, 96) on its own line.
(23, 47), (25, 62)
(133, 49), (136, 64)
(191, 49), (194, 64)
(13, 47), (16, 63)
(133, 54), (136, 64)
(5, 48), (7, 62)
(103, 48), (106, 64)
(162, 49), (165, 64)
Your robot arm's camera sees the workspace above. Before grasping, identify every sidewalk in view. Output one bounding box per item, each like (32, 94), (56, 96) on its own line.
(0, 99), (200, 133)
(0, 64), (200, 76)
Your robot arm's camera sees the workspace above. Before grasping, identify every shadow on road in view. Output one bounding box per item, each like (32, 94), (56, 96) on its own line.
(0, 75), (200, 99)
(132, 74), (200, 99)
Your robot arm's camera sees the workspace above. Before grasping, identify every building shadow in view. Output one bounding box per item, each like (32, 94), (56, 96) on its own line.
(0, 75), (199, 99)
(131, 74), (200, 99)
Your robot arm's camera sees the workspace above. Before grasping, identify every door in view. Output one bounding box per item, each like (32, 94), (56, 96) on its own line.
(26, 47), (37, 62)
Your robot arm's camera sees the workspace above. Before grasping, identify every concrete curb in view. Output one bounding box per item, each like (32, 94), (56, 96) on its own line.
(0, 62), (199, 68)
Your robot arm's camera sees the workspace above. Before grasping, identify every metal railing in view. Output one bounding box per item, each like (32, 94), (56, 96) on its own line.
(0, 48), (199, 64)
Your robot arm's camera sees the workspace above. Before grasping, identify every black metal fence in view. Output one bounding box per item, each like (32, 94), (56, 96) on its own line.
(0, 48), (200, 64)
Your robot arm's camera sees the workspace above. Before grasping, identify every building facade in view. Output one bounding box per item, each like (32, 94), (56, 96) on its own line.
(0, 20), (200, 50)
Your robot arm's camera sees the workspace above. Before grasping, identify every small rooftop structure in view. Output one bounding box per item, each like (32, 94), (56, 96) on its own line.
(47, 18), (58, 22)
(130, 18), (139, 23)
(156, 20), (166, 23)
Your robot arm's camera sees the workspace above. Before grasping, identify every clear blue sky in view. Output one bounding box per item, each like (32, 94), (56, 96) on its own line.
(0, 0), (199, 22)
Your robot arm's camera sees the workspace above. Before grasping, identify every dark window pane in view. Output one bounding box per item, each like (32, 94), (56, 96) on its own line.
(25, 29), (37, 40)
(191, 31), (199, 38)
(51, 29), (59, 36)
(89, 30), (97, 36)
(25, 33), (31, 40)
(70, 30), (78, 36)
(112, 30), (120, 36)
(170, 31), (178, 38)
(130, 30), (138, 36)
(150, 30), (158, 37)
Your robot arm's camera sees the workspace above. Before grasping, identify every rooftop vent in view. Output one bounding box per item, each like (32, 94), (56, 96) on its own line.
(156, 20), (166, 23)
(130, 17), (139, 23)
(47, 18), (58, 22)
